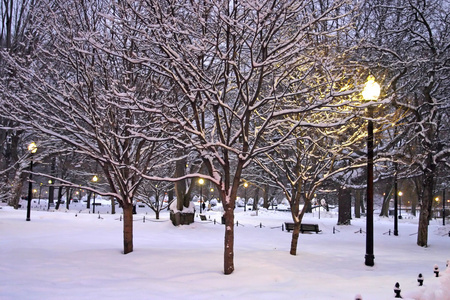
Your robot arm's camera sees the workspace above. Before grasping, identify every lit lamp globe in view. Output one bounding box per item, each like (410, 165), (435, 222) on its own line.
(92, 175), (99, 213)
(28, 142), (37, 154)
(362, 75), (381, 101)
(26, 142), (37, 221)
(199, 178), (204, 213)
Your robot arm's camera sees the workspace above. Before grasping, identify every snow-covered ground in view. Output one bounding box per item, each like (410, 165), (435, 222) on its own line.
(1, 201), (449, 300)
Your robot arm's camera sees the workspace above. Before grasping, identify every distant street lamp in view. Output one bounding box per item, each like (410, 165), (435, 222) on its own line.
(38, 183), (43, 204)
(315, 193), (321, 219)
(393, 170), (399, 236)
(243, 182), (248, 212)
(443, 190), (446, 226)
(92, 175), (98, 214)
(210, 187), (215, 205)
(398, 191), (403, 219)
(199, 178), (204, 213)
(362, 75), (381, 267)
(434, 196), (440, 219)
(47, 179), (53, 210)
(26, 142), (37, 221)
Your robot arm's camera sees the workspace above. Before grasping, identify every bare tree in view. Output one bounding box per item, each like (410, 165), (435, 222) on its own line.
(0, 0), (40, 205)
(126, 0), (359, 274)
(0, 0), (169, 254)
(137, 179), (174, 220)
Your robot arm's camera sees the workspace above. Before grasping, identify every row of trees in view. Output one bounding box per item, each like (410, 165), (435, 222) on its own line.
(1, 0), (449, 274)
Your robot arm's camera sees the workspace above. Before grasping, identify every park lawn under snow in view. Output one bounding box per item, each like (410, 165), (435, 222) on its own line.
(1, 202), (449, 300)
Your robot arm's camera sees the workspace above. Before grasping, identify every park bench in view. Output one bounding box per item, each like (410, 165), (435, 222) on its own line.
(199, 214), (208, 221)
(284, 222), (321, 233)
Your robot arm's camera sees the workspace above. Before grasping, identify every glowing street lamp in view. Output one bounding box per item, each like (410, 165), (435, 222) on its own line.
(398, 191), (403, 219)
(26, 142), (37, 221)
(199, 178), (204, 213)
(362, 75), (380, 267)
(92, 175), (98, 214)
(443, 190), (446, 226)
(48, 179), (54, 210)
(393, 173), (399, 236)
(38, 183), (43, 204)
(362, 75), (381, 101)
(243, 182), (248, 212)
(210, 188), (215, 203)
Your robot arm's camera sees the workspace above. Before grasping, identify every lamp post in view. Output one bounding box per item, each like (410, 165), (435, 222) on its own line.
(48, 179), (54, 210)
(92, 175), (98, 214)
(26, 142), (37, 221)
(398, 191), (403, 219)
(443, 190), (446, 226)
(315, 194), (321, 219)
(38, 183), (43, 204)
(362, 75), (380, 267)
(434, 196), (440, 219)
(243, 182), (248, 212)
(393, 170), (399, 236)
(199, 178), (204, 213)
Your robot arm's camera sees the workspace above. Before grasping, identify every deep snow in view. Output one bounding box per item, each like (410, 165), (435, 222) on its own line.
(1, 201), (449, 300)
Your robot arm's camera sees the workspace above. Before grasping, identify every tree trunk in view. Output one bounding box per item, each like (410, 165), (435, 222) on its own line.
(111, 197), (116, 214)
(411, 178), (421, 217)
(48, 184), (55, 210)
(337, 187), (351, 225)
(174, 150), (187, 211)
(263, 184), (269, 209)
(289, 193), (306, 256)
(65, 187), (72, 210)
(305, 201), (312, 213)
(379, 185), (392, 217)
(86, 191), (91, 209)
(410, 186), (417, 217)
(417, 165), (435, 247)
(55, 185), (63, 210)
(253, 188), (259, 211)
(290, 222), (301, 255)
(123, 204), (134, 254)
(168, 189), (174, 206)
(9, 171), (25, 208)
(360, 193), (366, 214)
(223, 201), (235, 275)
(355, 190), (361, 218)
